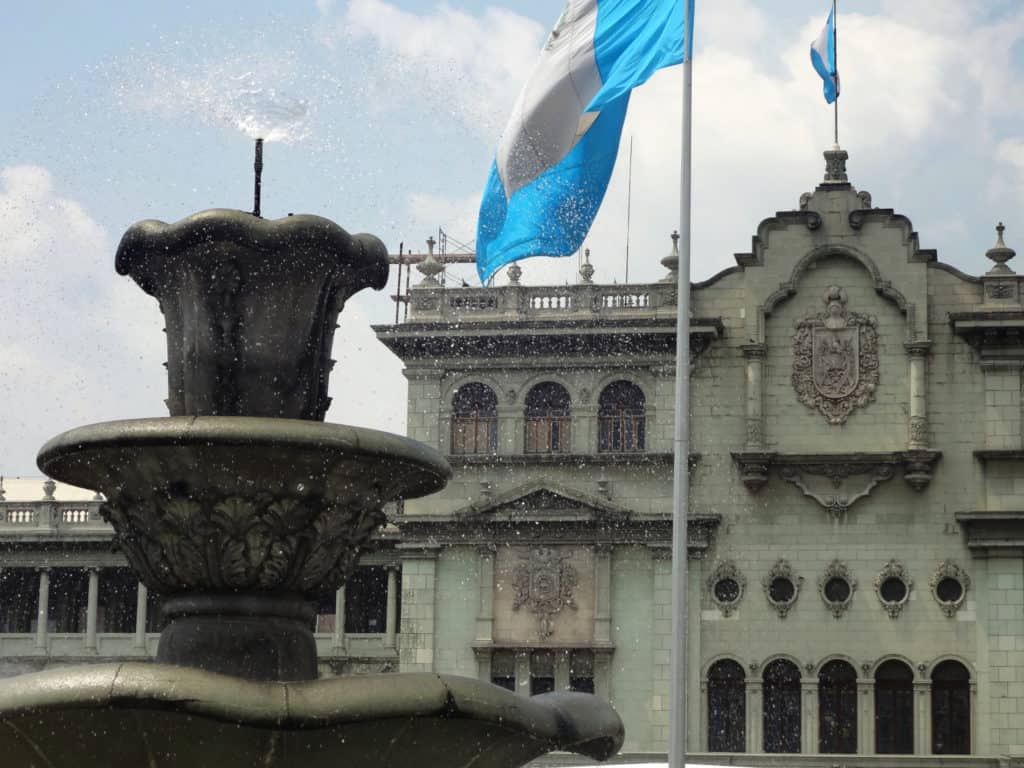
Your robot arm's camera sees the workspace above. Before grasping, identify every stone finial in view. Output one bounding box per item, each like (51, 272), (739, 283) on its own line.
(661, 230), (680, 282)
(579, 248), (595, 283)
(416, 235), (444, 285)
(985, 222), (1016, 273)
(42, 478), (56, 501)
(823, 145), (849, 184)
(507, 261), (522, 285)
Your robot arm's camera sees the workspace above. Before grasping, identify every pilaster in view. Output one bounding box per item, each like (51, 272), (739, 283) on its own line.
(741, 343), (767, 450)
(857, 676), (874, 755)
(802, 678), (818, 754)
(593, 545), (612, 645)
(747, 676), (763, 753)
(385, 566), (398, 649)
(35, 568), (49, 649)
(134, 582), (148, 649)
(475, 545), (495, 645)
(397, 547), (438, 672)
(332, 585), (346, 652)
(84, 568), (99, 652)
(914, 679), (932, 755)
(905, 342), (932, 450)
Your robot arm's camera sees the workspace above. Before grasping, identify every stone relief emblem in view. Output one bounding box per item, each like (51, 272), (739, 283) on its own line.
(512, 547), (578, 639)
(793, 286), (879, 425)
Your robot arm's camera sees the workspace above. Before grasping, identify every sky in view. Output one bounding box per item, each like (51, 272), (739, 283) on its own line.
(1, 0), (1023, 478)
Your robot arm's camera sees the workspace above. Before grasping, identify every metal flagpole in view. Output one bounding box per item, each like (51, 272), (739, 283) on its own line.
(833, 0), (839, 145)
(669, 2), (694, 767)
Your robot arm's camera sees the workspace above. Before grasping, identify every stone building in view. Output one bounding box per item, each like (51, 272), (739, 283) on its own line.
(374, 149), (1024, 763)
(1, 149), (1023, 764)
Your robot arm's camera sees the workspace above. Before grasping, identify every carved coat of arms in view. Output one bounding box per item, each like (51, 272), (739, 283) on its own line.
(512, 547), (577, 639)
(793, 286), (879, 425)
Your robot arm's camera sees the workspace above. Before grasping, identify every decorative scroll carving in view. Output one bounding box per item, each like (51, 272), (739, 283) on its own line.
(874, 559), (913, 619)
(512, 547), (578, 640)
(929, 559), (971, 618)
(763, 559), (803, 619)
(779, 463), (894, 518)
(985, 281), (1015, 299)
(818, 560), (857, 619)
(706, 560), (746, 617)
(909, 416), (928, 446)
(793, 286), (879, 425)
(804, 211), (822, 230)
(745, 418), (764, 446)
(102, 491), (385, 596)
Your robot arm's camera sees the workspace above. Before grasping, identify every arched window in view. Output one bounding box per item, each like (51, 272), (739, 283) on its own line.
(524, 383), (571, 453)
(875, 660), (914, 754)
(763, 659), (801, 753)
(707, 659), (746, 752)
(819, 660), (857, 753)
(598, 380), (646, 452)
(450, 383), (498, 455)
(932, 660), (970, 754)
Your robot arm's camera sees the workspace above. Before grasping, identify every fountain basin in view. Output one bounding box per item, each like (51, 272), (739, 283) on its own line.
(0, 664), (624, 767)
(37, 417), (451, 680)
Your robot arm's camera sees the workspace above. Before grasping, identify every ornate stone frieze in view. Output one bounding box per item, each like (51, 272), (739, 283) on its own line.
(793, 286), (879, 425)
(706, 560), (746, 617)
(512, 547), (579, 640)
(818, 560), (857, 619)
(102, 491), (385, 596)
(779, 462), (895, 518)
(874, 559), (913, 619)
(763, 559), (803, 619)
(929, 559), (971, 618)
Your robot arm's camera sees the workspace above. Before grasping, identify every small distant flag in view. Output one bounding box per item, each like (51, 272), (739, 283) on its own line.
(475, 0), (694, 284)
(811, 6), (839, 104)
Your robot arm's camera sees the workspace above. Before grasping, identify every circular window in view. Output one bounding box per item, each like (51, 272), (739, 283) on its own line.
(879, 577), (908, 603)
(824, 577), (851, 603)
(714, 578), (740, 604)
(935, 577), (963, 603)
(769, 577), (796, 603)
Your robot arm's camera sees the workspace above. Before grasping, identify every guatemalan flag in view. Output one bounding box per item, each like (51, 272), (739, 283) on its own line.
(810, 7), (839, 104)
(475, 0), (694, 284)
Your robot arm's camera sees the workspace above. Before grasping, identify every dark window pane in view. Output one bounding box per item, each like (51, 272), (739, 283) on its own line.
(598, 381), (646, 452)
(345, 566), (388, 634)
(876, 660), (914, 754)
(98, 568), (137, 633)
(311, 593), (336, 633)
(824, 577), (851, 604)
(763, 659), (801, 753)
(936, 577), (963, 603)
(880, 577), (907, 602)
(569, 650), (594, 694)
(708, 659), (746, 752)
(819, 660), (857, 753)
(932, 661), (970, 754)
(451, 383), (498, 455)
(48, 568), (88, 633)
(146, 590), (168, 632)
(491, 650), (516, 691)
(769, 577), (795, 604)
(714, 578), (740, 604)
(0, 569), (39, 633)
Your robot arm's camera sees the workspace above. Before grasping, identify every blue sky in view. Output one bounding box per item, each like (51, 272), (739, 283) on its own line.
(2, 0), (1024, 477)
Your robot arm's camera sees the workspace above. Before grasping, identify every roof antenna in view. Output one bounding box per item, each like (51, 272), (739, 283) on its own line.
(253, 138), (264, 218)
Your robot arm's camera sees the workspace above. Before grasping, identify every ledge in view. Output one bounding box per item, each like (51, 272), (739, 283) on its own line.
(955, 511), (1024, 552)
(445, 452), (697, 470)
(731, 451), (942, 508)
(974, 449), (1024, 462)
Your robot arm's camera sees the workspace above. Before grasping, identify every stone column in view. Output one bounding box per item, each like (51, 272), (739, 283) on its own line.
(385, 566), (399, 649)
(906, 342), (931, 449)
(515, 650), (531, 698)
(593, 545), (612, 645)
(134, 582), (148, 650)
(698, 680), (709, 752)
(741, 344), (767, 450)
(554, 649), (571, 691)
(85, 568), (99, 651)
(802, 677), (818, 755)
(35, 568), (49, 649)
(575, 403), (598, 454)
(332, 585), (346, 652)
(914, 679), (931, 755)
(858, 675), (874, 755)
(747, 676), (763, 753)
(498, 399), (521, 455)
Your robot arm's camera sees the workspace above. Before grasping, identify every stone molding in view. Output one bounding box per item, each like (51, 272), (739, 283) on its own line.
(706, 559), (746, 617)
(874, 559), (913, 619)
(955, 510), (1024, 553)
(818, 560), (857, 619)
(929, 559), (971, 618)
(763, 559), (803, 619)
(731, 451), (940, 497)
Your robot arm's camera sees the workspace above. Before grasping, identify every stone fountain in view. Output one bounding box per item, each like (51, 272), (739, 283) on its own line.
(0, 189), (623, 765)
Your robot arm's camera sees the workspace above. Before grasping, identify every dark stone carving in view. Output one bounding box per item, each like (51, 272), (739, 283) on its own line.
(793, 286), (879, 425)
(804, 211), (822, 230)
(707, 559), (746, 617)
(985, 281), (1015, 299)
(512, 547), (578, 640)
(818, 559), (856, 619)
(848, 209), (865, 229)
(780, 462), (894, 518)
(115, 209), (388, 421)
(929, 559), (970, 618)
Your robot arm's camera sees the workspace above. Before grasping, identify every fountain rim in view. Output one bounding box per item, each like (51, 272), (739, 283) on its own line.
(37, 416), (452, 499)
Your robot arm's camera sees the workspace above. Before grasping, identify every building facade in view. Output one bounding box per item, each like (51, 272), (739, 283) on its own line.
(1, 149), (1023, 764)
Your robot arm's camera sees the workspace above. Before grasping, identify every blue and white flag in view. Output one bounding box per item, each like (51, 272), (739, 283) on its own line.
(475, 0), (693, 284)
(810, 7), (839, 104)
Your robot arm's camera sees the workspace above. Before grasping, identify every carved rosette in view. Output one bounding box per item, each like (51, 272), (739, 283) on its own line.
(707, 559), (746, 617)
(929, 559), (971, 618)
(103, 490), (385, 596)
(818, 560), (857, 619)
(793, 286), (879, 425)
(512, 547), (578, 640)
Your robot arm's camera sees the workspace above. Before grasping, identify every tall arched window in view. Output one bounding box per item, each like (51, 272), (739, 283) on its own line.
(819, 660), (857, 754)
(598, 380), (646, 452)
(707, 659), (746, 752)
(763, 659), (801, 753)
(450, 383), (498, 455)
(524, 383), (571, 453)
(875, 660), (914, 754)
(932, 660), (970, 754)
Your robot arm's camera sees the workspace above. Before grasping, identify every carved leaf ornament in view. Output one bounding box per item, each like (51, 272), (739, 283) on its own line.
(512, 547), (578, 639)
(793, 286), (879, 425)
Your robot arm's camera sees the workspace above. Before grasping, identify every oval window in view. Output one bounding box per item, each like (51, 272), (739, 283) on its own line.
(824, 577), (851, 604)
(714, 578), (740, 604)
(935, 577), (963, 603)
(879, 577), (908, 603)
(769, 577), (796, 604)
